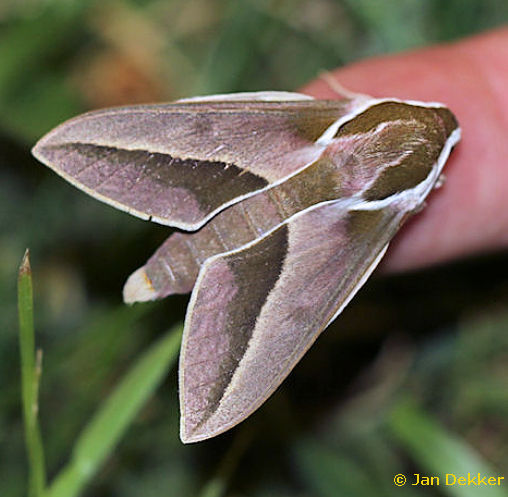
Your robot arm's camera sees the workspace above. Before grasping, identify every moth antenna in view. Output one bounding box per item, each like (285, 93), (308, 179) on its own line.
(319, 71), (371, 100)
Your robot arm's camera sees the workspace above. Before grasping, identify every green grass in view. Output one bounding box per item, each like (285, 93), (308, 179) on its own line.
(17, 251), (182, 497)
(18, 250), (46, 497)
(389, 400), (508, 497)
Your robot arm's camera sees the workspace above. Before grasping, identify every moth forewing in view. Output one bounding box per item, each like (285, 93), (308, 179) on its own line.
(31, 92), (460, 444)
(31, 95), (361, 231)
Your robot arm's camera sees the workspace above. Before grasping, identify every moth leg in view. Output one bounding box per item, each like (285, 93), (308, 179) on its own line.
(435, 174), (446, 189)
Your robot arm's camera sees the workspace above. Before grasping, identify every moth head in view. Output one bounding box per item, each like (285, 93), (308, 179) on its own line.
(330, 100), (460, 203)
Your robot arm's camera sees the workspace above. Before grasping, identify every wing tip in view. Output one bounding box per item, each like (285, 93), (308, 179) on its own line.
(123, 267), (158, 303)
(179, 410), (211, 443)
(179, 427), (207, 444)
(179, 417), (226, 444)
(32, 129), (64, 172)
(31, 137), (48, 165)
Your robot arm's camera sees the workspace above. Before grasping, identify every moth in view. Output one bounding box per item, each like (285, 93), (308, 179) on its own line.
(32, 90), (460, 443)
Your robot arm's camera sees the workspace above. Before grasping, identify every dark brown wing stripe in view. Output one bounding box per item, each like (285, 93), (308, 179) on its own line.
(184, 224), (288, 429)
(41, 142), (268, 226)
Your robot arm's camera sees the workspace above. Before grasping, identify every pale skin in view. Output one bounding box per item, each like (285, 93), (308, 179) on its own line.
(303, 27), (508, 272)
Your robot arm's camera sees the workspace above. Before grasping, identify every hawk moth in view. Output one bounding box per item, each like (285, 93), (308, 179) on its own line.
(32, 91), (460, 442)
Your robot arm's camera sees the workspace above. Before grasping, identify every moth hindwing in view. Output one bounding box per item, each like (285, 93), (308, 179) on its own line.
(32, 91), (460, 443)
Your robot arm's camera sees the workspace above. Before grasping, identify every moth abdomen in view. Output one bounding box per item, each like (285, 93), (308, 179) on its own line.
(124, 156), (347, 304)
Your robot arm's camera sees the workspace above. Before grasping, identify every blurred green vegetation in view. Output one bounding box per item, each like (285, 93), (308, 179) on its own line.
(1, 1), (507, 496)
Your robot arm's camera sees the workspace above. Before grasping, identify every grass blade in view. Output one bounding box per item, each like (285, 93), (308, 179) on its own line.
(198, 428), (252, 497)
(294, 439), (379, 497)
(389, 399), (508, 497)
(18, 249), (46, 497)
(47, 324), (182, 497)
